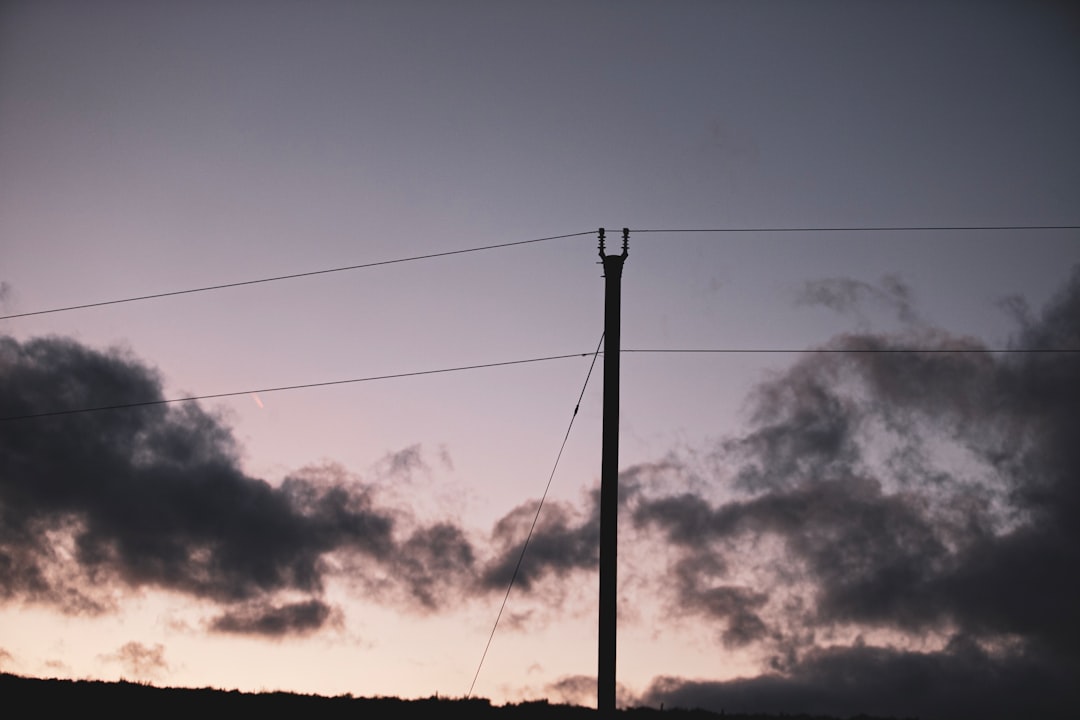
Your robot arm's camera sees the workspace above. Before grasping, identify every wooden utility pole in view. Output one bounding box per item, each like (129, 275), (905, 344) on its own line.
(598, 227), (628, 717)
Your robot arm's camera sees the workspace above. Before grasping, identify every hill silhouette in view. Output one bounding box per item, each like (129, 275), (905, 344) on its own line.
(0, 672), (912, 719)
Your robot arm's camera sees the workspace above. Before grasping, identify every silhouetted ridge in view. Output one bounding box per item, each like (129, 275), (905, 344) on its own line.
(0, 673), (914, 719)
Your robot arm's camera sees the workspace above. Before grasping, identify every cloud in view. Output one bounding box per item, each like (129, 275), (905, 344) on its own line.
(378, 444), (427, 478)
(99, 641), (169, 679)
(797, 274), (920, 325)
(641, 637), (1080, 720)
(393, 522), (476, 609)
(544, 677), (635, 708)
(545, 674), (595, 705)
(480, 492), (598, 592)
(210, 599), (341, 637)
(632, 267), (1080, 717)
(8, 264), (1079, 715)
(667, 554), (769, 648)
(0, 333), (612, 636)
(0, 336), (481, 632)
(545, 674), (636, 708)
(42, 658), (70, 674)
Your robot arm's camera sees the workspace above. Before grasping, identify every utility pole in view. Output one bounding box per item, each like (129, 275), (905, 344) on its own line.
(598, 227), (628, 718)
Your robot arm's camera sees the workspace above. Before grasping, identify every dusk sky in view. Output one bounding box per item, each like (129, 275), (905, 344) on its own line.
(2, 2), (1079, 718)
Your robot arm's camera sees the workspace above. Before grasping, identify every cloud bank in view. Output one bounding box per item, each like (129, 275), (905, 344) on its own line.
(0, 334), (601, 639)
(4, 267), (1080, 718)
(634, 269), (1080, 718)
(0, 337), (483, 633)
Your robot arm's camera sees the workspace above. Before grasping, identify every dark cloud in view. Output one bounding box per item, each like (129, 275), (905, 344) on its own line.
(637, 475), (960, 635)
(480, 493), (598, 592)
(210, 599), (340, 637)
(99, 641), (169, 679)
(9, 263), (1080, 713)
(633, 268), (1080, 716)
(642, 637), (1080, 720)
(0, 333), (613, 636)
(0, 336), (480, 633)
(669, 554), (769, 647)
(475, 471), (667, 599)
(394, 523), (475, 609)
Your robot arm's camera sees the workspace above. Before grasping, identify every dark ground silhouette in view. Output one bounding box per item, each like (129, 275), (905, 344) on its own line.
(0, 672), (913, 719)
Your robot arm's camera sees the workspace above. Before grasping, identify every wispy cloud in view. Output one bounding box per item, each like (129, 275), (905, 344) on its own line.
(796, 273), (921, 326)
(99, 641), (169, 679)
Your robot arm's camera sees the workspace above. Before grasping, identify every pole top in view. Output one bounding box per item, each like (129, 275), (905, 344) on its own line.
(598, 227), (628, 262)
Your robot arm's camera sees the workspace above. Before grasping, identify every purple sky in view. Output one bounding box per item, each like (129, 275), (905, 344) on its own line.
(2, 2), (1079, 717)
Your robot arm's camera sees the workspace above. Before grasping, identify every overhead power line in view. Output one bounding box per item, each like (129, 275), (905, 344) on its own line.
(0, 230), (595, 321)
(620, 347), (1080, 354)
(631, 225), (1080, 233)
(6, 225), (1074, 322)
(467, 332), (605, 700)
(7, 345), (1075, 422)
(0, 352), (593, 422)
(8, 224), (1076, 322)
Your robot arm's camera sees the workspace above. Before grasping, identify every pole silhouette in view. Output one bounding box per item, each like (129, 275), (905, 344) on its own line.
(598, 228), (628, 717)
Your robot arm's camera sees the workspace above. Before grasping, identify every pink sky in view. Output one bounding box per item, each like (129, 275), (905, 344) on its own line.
(2, 3), (1079, 717)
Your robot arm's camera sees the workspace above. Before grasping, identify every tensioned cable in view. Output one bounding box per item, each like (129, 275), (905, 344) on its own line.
(0, 352), (593, 422)
(7, 226), (1074, 321)
(0, 230), (594, 320)
(466, 332), (605, 700)
(626, 347), (1080, 354)
(8, 345), (1072, 422)
(630, 225), (1080, 233)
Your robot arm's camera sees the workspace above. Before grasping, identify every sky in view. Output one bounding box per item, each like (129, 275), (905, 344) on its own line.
(1, 1), (1079, 717)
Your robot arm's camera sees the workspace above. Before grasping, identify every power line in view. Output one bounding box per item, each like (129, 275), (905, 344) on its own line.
(10, 224), (1075, 322)
(466, 332), (605, 700)
(7, 345), (1073, 422)
(630, 347), (1080, 354)
(631, 225), (1080, 234)
(6, 225), (1073, 322)
(0, 352), (594, 422)
(0, 230), (595, 321)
